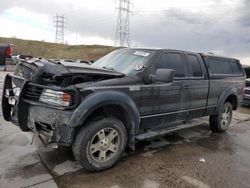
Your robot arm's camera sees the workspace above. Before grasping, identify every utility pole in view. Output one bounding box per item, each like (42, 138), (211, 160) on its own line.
(54, 15), (66, 43)
(114, 0), (132, 47)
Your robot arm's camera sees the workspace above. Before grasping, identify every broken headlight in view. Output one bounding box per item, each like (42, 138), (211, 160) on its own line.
(39, 89), (71, 107)
(12, 80), (21, 97)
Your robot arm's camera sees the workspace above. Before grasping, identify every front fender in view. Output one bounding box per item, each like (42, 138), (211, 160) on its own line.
(68, 90), (140, 133)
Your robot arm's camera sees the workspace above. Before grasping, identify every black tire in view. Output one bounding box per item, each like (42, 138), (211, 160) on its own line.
(209, 102), (233, 132)
(72, 117), (127, 172)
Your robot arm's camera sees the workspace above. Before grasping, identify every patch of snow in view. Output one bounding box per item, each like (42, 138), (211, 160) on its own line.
(143, 179), (160, 188)
(199, 158), (206, 163)
(110, 185), (121, 188)
(52, 160), (82, 176)
(182, 176), (210, 188)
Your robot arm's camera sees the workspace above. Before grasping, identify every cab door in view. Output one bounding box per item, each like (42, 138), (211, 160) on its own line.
(185, 53), (209, 120)
(140, 52), (190, 130)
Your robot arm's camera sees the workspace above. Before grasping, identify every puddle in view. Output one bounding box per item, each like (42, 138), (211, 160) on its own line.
(164, 132), (184, 143)
(194, 132), (237, 155)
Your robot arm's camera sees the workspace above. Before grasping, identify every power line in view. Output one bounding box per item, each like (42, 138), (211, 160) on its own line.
(54, 15), (66, 43)
(114, 0), (132, 47)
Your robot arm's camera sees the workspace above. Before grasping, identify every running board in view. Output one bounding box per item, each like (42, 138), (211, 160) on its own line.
(135, 119), (208, 141)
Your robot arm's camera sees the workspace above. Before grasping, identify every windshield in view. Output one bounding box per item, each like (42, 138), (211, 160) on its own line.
(92, 49), (156, 75)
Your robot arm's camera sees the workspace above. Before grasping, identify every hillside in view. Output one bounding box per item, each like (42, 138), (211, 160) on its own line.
(0, 37), (117, 61)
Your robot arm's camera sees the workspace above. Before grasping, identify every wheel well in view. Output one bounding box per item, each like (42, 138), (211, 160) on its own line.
(80, 104), (132, 135)
(225, 94), (238, 110)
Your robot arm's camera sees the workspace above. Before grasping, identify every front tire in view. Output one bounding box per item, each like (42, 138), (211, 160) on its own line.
(72, 117), (127, 172)
(209, 102), (233, 132)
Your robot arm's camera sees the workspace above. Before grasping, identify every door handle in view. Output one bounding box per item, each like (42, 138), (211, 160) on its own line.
(183, 84), (190, 92)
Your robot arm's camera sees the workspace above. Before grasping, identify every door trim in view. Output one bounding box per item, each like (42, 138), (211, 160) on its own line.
(140, 105), (217, 119)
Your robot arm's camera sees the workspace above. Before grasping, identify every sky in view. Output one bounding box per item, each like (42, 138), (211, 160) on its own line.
(0, 0), (250, 65)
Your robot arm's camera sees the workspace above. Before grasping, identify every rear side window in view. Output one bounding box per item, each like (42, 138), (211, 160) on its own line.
(208, 58), (243, 75)
(155, 53), (185, 77)
(230, 61), (242, 75)
(187, 55), (203, 77)
(208, 59), (233, 75)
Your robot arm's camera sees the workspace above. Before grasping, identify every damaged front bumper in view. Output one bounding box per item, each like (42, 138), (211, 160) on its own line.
(28, 106), (76, 146)
(2, 74), (80, 146)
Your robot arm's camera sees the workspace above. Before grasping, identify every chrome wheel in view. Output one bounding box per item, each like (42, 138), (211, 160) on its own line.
(221, 106), (232, 128)
(89, 128), (120, 163)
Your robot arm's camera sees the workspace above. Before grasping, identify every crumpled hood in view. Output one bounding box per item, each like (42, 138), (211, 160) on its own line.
(60, 61), (124, 77)
(15, 58), (124, 78)
(14, 58), (124, 86)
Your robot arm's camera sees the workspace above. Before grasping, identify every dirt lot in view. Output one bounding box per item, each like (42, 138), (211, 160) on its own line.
(0, 71), (250, 188)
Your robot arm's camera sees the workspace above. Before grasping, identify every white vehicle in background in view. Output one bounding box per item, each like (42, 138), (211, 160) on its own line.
(242, 78), (250, 106)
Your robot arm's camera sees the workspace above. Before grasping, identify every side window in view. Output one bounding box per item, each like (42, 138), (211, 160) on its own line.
(155, 53), (185, 77)
(187, 55), (203, 77)
(208, 58), (234, 75)
(230, 61), (242, 75)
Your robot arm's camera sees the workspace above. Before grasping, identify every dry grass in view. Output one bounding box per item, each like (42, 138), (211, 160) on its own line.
(0, 37), (118, 61)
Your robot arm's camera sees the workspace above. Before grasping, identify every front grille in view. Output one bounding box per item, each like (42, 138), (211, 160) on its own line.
(6, 74), (78, 110)
(22, 83), (78, 108)
(22, 85), (43, 102)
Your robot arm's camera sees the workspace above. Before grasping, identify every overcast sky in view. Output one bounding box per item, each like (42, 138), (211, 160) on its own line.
(0, 0), (249, 64)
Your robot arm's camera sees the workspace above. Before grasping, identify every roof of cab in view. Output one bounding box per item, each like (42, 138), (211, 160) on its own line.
(127, 48), (239, 61)
(200, 53), (239, 61)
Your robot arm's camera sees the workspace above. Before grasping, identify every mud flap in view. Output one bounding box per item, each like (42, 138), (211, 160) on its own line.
(31, 130), (39, 145)
(18, 100), (30, 132)
(31, 130), (58, 148)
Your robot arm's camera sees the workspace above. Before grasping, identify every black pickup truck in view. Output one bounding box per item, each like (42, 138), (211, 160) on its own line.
(2, 48), (246, 171)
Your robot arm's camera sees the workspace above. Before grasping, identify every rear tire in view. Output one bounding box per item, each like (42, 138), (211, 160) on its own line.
(209, 102), (233, 132)
(72, 117), (127, 172)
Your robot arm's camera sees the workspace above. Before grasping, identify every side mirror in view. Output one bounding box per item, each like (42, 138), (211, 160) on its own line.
(155, 69), (175, 83)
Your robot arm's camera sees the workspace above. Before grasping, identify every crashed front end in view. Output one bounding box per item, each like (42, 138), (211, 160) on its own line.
(2, 58), (82, 146)
(2, 73), (79, 146)
(2, 58), (124, 146)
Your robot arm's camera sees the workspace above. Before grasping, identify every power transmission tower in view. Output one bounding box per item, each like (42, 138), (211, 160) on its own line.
(54, 15), (66, 43)
(115, 0), (132, 47)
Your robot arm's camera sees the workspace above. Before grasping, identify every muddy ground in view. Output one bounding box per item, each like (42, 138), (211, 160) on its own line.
(0, 71), (250, 188)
